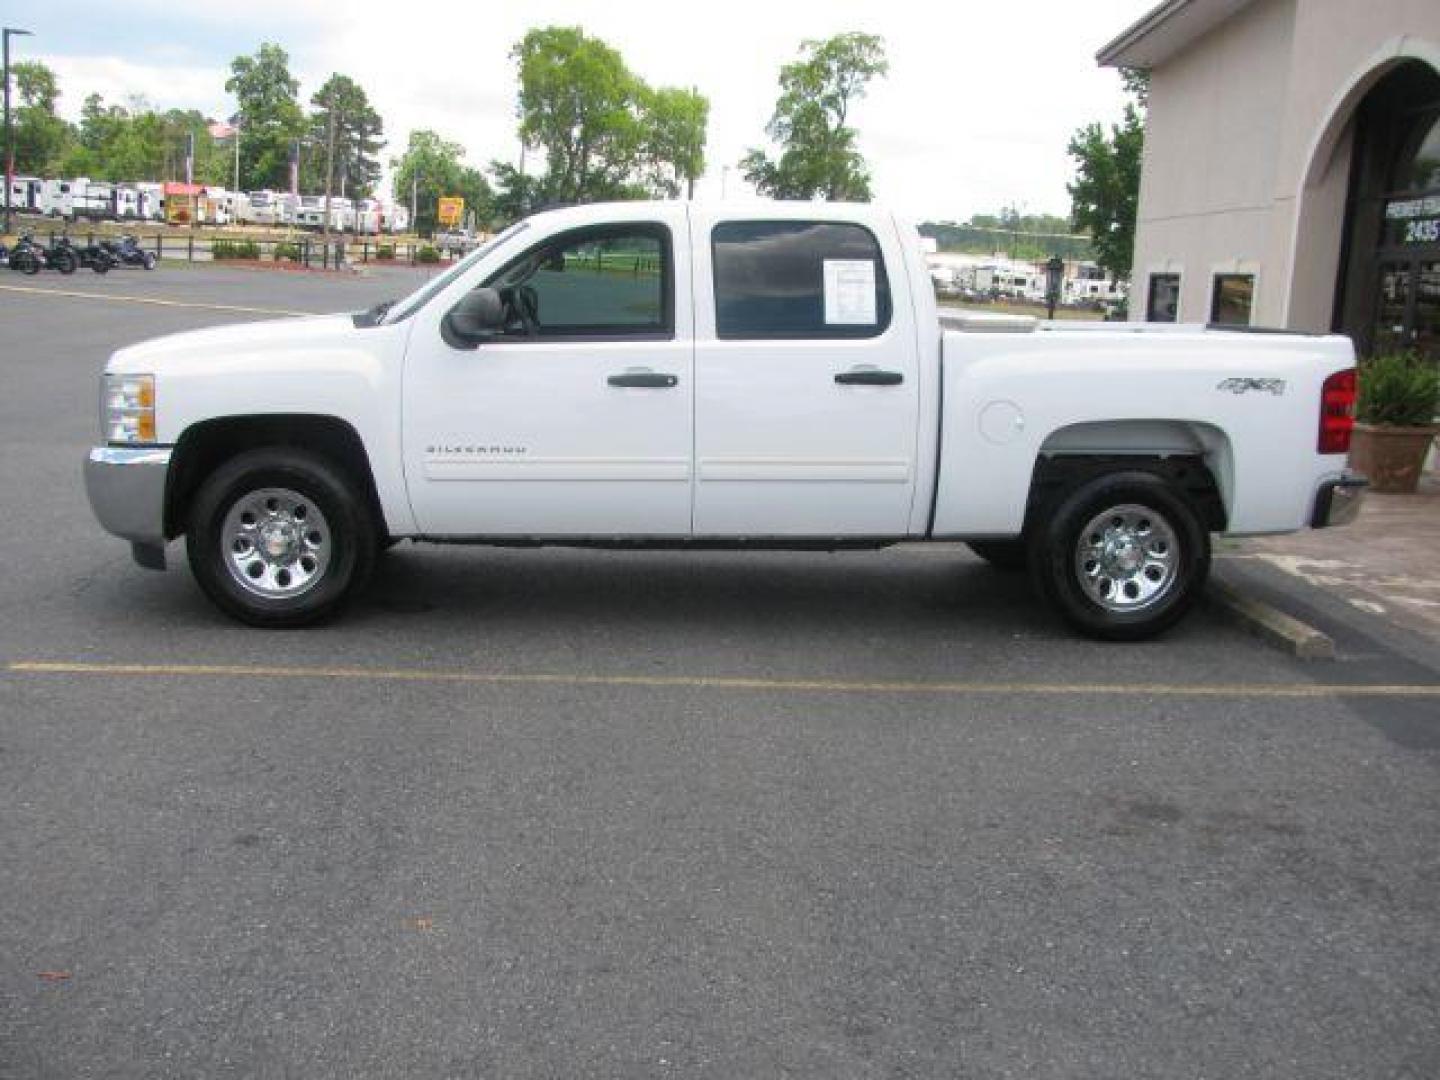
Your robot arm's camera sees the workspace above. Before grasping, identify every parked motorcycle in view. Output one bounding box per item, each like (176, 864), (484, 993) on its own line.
(55, 236), (114, 274)
(99, 235), (157, 270)
(7, 235), (44, 275)
(41, 236), (79, 275)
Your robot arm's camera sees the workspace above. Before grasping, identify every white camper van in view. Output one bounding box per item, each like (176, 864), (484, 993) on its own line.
(41, 179), (79, 218)
(295, 194), (325, 229)
(74, 180), (115, 220)
(132, 182), (165, 222)
(114, 186), (142, 220)
(244, 190), (278, 226)
(7, 176), (42, 215)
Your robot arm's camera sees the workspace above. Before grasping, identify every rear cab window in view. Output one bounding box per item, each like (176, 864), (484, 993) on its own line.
(711, 220), (892, 340)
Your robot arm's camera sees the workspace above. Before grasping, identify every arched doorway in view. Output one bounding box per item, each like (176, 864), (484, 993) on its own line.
(1334, 60), (1440, 359)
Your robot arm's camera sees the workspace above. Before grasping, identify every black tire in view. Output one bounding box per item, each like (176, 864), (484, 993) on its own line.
(966, 539), (1029, 572)
(1029, 470), (1209, 641)
(17, 252), (40, 275)
(91, 257), (110, 274)
(52, 250), (77, 274)
(143, 252), (156, 270)
(185, 448), (377, 627)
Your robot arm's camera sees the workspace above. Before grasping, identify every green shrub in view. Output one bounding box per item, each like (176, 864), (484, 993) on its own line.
(273, 241), (303, 263)
(211, 239), (260, 260)
(375, 244), (396, 261)
(416, 245), (440, 264)
(1357, 352), (1440, 427)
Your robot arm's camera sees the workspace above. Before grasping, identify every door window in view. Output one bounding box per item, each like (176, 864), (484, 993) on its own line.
(1374, 262), (1411, 354)
(486, 225), (671, 338)
(711, 220), (892, 339)
(1415, 261), (1440, 358)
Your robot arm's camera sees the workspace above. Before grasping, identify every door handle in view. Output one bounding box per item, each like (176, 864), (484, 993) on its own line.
(608, 371), (678, 389)
(834, 368), (904, 386)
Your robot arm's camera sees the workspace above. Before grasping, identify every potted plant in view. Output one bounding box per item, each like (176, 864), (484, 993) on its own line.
(1348, 352), (1440, 493)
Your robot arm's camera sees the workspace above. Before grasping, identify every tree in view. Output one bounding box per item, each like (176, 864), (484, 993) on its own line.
(225, 43), (305, 190)
(741, 32), (888, 201)
(512, 27), (645, 204)
(487, 159), (547, 225)
(508, 26), (710, 206)
(10, 62), (73, 175)
(642, 86), (708, 199)
(303, 73), (384, 198)
(61, 93), (228, 185)
(391, 129), (492, 235)
(1066, 69), (1148, 282)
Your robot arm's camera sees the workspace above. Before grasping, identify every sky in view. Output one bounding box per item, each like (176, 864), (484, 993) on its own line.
(5, 0), (1158, 222)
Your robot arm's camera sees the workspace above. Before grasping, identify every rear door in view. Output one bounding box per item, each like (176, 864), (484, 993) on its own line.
(689, 209), (921, 536)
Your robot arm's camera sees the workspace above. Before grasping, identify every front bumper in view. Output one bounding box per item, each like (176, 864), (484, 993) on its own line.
(84, 445), (173, 569)
(1311, 471), (1367, 529)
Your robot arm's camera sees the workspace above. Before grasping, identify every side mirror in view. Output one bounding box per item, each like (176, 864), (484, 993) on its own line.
(441, 287), (505, 350)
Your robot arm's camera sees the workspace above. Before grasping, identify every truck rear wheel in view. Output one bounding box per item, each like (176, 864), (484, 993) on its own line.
(1029, 471), (1209, 641)
(185, 448), (376, 627)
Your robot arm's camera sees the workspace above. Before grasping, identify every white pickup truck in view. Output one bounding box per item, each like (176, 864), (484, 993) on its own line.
(85, 201), (1365, 639)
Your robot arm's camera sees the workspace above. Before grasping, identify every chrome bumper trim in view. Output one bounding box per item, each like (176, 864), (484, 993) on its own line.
(1311, 472), (1367, 529)
(84, 445), (173, 556)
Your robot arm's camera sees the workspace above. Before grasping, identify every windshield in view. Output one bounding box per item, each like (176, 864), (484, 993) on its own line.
(382, 220), (531, 325)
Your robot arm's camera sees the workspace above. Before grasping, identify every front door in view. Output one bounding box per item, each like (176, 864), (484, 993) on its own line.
(688, 212), (922, 537)
(401, 213), (693, 536)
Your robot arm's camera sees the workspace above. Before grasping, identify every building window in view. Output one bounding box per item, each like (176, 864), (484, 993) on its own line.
(712, 220), (892, 339)
(1210, 274), (1254, 326)
(1147, 273), (1180, 322)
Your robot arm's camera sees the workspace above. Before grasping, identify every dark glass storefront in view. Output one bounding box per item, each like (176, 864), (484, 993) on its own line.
(1335, 61), (1440, 360)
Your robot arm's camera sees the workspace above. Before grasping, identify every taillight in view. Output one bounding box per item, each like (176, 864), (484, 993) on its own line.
(1318, 368), (1356, 454)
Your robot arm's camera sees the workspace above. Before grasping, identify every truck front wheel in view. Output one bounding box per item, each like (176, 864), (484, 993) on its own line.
(1029, 471), (1209, 641)
(185, 448), (376, 627)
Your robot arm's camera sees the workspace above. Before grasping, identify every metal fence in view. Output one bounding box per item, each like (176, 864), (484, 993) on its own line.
(30, 229), (461, 270)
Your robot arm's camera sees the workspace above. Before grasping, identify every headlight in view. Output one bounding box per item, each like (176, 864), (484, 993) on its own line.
(103, 374), (156, 444)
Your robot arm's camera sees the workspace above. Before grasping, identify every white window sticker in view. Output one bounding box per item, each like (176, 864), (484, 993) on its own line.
(823, 259), (877, 325)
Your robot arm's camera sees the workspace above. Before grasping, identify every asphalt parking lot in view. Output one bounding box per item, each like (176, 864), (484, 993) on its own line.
(2, 265), (1438, 1079)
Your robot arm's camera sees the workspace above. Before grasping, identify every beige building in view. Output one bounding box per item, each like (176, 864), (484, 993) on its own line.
(1100, 0), (1440, 358)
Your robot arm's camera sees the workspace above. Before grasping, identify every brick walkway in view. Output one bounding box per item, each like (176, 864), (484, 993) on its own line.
(1222, 468), (1440, 642)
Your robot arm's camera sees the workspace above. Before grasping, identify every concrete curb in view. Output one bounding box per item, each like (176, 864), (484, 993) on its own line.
(1207, 580), (1336, 660)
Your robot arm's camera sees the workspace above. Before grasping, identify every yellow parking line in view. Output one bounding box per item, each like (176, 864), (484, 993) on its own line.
(7, 660), (1439, 699)
(0, 283), (318, 318)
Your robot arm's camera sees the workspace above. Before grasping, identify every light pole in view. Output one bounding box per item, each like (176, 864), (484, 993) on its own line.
(1044, 255), (1065, 321)
(4, 26), (34, 237)
(232, 112), (242, 193)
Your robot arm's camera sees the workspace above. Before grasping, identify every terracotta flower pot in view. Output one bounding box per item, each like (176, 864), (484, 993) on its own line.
(1347, 422), (1439, 493)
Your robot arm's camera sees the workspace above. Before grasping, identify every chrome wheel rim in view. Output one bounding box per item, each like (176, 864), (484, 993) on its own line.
(221, 487), (332, 600)
(1073, 503), (1179, 613)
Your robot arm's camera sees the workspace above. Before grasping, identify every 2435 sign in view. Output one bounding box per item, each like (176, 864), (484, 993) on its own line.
(1403, 218), (1440, 244)
(1385, 196), (1440, 245)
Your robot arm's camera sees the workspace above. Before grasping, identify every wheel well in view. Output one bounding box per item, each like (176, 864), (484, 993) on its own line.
(165, 415), (385, 539)
(1023, 454), (1228, 536)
